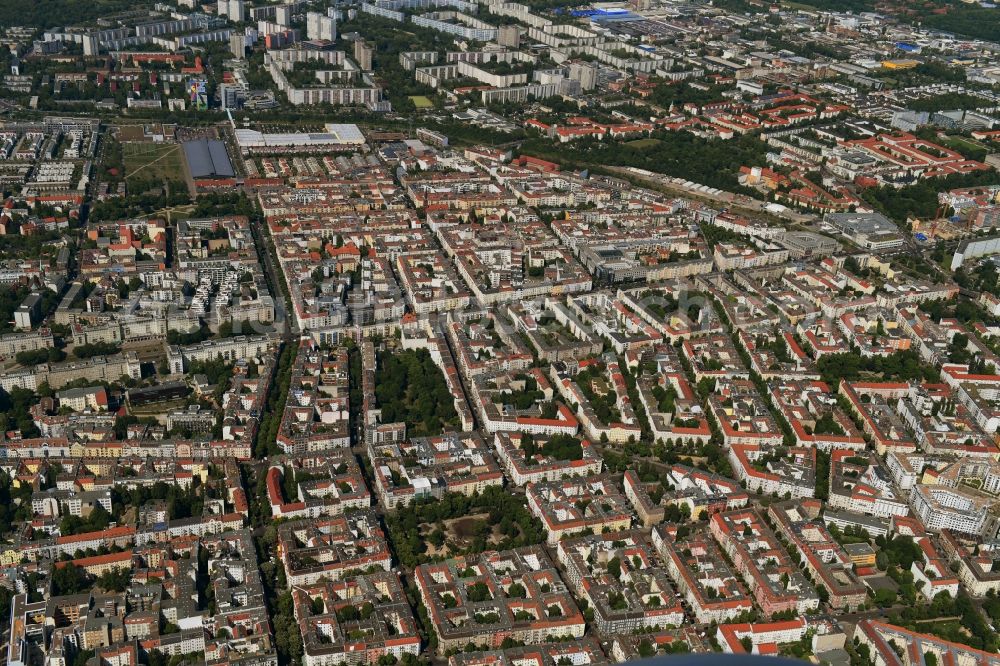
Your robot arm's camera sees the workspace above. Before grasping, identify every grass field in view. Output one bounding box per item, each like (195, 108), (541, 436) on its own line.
(122, 142), (186, 183)
(625, 138), (662, 149)
(780, 0), (821, 10)
(940, 134), (984, 155)
(409, 95), (434, 109)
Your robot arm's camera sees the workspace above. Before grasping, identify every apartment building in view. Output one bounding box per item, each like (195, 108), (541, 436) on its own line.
(415, 547), (585, 652)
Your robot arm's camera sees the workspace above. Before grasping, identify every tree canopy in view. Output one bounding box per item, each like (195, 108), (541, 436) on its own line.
(375, 348), (459, 437)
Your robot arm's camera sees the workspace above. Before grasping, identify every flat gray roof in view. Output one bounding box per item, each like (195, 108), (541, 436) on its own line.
(182, 138), (235, 179)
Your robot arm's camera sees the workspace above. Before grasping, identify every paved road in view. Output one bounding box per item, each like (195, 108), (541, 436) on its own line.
(250, 214), (298, 341)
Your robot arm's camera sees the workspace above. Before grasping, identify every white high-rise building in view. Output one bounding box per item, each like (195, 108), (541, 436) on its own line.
(82, 33), (99, 56)
(354, 39), (374, 71)
(230, 33), (247, 58)
(568, 61), (597, 91)
(229, 0), (246, 22)
(306, 11), (336, 41)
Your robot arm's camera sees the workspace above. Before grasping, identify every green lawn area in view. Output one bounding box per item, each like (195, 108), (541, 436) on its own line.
(781, 0), (815, 8)
(625, 138), (662, 149)
(940, 134), (983, 152)
(934, 134), (989, 161)
(409, 95), (434, 109)
(122, 142), (186, 183)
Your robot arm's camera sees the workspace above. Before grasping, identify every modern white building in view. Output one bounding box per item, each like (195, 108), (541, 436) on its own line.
(306, 11), (336, 41)
(910, 485), (988, 535)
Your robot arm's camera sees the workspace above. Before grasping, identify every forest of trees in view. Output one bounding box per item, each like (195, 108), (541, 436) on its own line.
(0, 286), (60, 336)
(375, 348), (459, 437)
(0, 0), (137, 30)
(519, 131), (769, 193)
(386, 487), (546, 569)
(520, 433), (584, 463)
(922, 3), (1000, 43)
(861, 170), (998, 223)
(88, 185), (191, 223)
(0, 387), (44, 438)
(816, 350), (939, 386)
(112, 482), (205, 522)
(909, 93), (988, 114)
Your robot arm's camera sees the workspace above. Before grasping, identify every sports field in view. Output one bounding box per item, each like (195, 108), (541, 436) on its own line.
(409, 95), (434, 109)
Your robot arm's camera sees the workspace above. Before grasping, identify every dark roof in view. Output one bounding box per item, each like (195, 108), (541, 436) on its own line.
(127, 381), (190, 405)
(182, 139), (235, 179)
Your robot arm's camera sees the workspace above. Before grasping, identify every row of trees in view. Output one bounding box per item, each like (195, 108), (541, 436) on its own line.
(254, 342), (295, 458)
(73, 341), (122, 359)
(16, 346), (66, 366)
